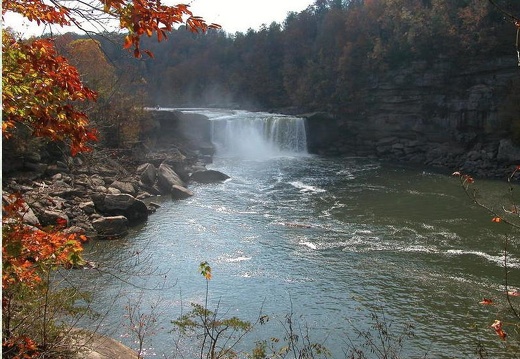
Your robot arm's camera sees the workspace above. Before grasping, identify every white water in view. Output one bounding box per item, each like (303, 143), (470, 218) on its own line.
(179, 108), (308, 158)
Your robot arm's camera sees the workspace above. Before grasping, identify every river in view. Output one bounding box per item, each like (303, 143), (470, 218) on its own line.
(77, 109), (520, 358)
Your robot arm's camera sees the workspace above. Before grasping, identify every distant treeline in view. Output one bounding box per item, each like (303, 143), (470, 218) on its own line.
(88, 0), (520, 113)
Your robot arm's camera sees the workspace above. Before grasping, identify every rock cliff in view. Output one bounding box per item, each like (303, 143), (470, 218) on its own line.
(305, 55), (520, 178)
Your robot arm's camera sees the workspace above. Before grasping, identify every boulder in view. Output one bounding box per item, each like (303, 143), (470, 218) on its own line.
(107, 187), (121, 195)
(92, 193), (148, 224)
(92, 216), (129, 239)
(171, 185), (194, 200)
(49, 181), (85, 198)
(2, 195), (40, 226)
(157, 163), (184, 192)
(190, 170), (230, 183)
(137, 163), (157, 186)
(109, 180), (137, 195)
(103, 194), (149, 223)
(38, 209), (69, 227)
(79, 201), (96, 215)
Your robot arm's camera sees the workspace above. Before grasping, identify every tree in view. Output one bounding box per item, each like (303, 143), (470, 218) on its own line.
(2, 0), (220, 154)
(2, 30), (98, 156)
(2, 1), (219, 357)
(63, 37), (152, 148)
(2, 195), (87, 358)
(65, 38), (118, 98)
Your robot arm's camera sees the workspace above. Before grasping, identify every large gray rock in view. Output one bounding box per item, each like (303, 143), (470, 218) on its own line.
(79, 201), (96, 215)
(49, 181), (84, 198)
(38, 209), (69, 227)
(94, 193), (148, 224)
(92, 216), (129, 239)
(171, 185), (194, 200)
(137, 163), (157, 186)
(157, 163), (184, 192)
(2, 195), (40, 226)
(190, 170), (230, 183)
(109, 180), (137, 195)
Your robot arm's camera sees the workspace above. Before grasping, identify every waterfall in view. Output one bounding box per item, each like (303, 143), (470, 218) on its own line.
(210, 111), (308, 159)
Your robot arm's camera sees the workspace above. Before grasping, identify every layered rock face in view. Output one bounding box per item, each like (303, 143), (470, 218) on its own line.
(306, 56), (520, 177)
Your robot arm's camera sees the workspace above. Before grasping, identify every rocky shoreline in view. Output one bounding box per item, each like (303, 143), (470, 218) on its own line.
(2, 144), (229, 241)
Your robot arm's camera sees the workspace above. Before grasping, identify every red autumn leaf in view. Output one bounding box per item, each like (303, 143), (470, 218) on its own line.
(491, 320), (507, 340)
(123, 35), (133, 49)
(55, 217), (68, 227)
(479, 298), (493, 305)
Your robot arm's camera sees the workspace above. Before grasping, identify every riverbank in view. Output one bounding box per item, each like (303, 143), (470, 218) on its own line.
(2, 143), (231, 241)
(69, 329), (138, 358)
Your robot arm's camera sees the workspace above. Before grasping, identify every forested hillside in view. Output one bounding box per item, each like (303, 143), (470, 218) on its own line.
(59, 0), (520, 174)
(128, 0), (519, 112)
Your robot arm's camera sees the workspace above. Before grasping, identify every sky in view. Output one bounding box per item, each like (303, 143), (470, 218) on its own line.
(188, 0), (312, 33)
(3, 0), (313, 37)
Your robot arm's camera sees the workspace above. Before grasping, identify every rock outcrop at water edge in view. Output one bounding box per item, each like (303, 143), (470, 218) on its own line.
(190, 169), (231, 183)
(2, 147), (229, 240)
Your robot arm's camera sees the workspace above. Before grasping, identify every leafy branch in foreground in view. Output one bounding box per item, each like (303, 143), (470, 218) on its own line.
(2, 194), (89, 358)
(453, 167), (520, 342)
(453, 167), (520, 229)
(172, 262), (331, 359)
(2, 30), (98, 156)
(344, 309), (416, 359)
(172, 262), (253, 359)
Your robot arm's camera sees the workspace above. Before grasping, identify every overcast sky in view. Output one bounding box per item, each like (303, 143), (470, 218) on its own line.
(188, 0), (312, 33)
(3, 0), (313, 37)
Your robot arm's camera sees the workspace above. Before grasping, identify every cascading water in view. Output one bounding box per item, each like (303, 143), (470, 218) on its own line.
(208, 110), (308, 158)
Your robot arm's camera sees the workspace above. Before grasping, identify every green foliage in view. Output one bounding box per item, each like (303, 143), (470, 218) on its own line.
(172, 262), (252, 359)
(172, 263), (331, 359)
(199, 261), (212, 280)
(250, 313), (331, 359)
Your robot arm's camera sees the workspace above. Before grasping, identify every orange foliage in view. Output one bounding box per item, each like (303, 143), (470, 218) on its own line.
(2, 0), (220, 155)
(3, 0), (220, 59)
(2, 31), (98, 155)
(117, 1), (220, 58)
(2, 194), (86, 290)
(2, 0), (71, 26)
